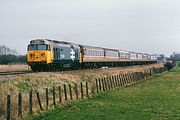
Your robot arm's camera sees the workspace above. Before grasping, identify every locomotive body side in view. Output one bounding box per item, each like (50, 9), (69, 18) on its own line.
(53, 41), (80, 69)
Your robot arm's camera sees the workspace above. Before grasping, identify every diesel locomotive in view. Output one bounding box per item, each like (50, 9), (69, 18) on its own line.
(27, 39), (157, 71)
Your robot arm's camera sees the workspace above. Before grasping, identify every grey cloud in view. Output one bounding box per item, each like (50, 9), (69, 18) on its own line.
(0, 0), (180, 56)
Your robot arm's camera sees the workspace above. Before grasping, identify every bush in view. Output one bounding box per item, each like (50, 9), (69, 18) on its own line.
(177, 62), (180, 67)
(164, 62), (174, 71)
(0, 55), (27, 64)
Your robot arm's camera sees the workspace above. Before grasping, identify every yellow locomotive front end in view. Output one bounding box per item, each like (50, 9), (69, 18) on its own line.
(27, 39), (53, 71)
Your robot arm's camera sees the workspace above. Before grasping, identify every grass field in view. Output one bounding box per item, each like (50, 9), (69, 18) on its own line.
(29, 67), (180, 120)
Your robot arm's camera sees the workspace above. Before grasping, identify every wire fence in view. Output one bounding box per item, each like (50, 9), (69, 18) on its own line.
(0, 67), (167, 120)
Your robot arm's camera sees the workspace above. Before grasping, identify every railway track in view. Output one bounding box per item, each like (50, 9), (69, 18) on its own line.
(0, 70), (33, 76)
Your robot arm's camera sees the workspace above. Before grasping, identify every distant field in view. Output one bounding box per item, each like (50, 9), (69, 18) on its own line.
(0, 64), (29, 72)
(30, 68), (180, 120)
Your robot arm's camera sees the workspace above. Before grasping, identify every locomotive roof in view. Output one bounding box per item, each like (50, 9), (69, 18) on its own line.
(30, 39), (80, 48)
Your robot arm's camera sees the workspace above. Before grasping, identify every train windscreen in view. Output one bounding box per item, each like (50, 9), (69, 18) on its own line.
(28, 44), (50, 51)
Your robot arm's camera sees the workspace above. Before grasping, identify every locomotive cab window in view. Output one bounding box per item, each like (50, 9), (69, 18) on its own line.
(37, 45), (49, 50)
(28, 45), (36, 51)
(28, 44), (50, 51)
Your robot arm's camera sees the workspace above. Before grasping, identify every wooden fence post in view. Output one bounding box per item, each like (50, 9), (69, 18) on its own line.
(122, 74), (125, 86)
(74, 83), (79, 100)
(139, 72), (141, 80)
(130, 73), (133, 83)
(110, 77), (113, 89)
(80, 82), (83, 99)
(150, 69), (152, 77)
(18, 93), (22, 118)
(7, 95), (11, 120)
(136, 72), (139, 81)
(29, 90), (33, 115)
(113, 76), (116, 88)
(113, 76), (116, 87)
(121, 74), (124, 86)
(124, 74), (127, 85)
(136, 72), (139, 80)
(137, 72), (139, 81)
(107, 77), (111, 90)
(120, 74), (123, 87)
(140, 72), (143, 80)
(123, 74), (126, 86)
(123, 74), (126, 85)
(127, 74), (129, 83)
(111, 76), (114, 88)
(129, 73), (132, 83)
(53, 87), (56, 106)
(64, 84), (67, 100)
(139, 72), (142, 80)
(134, 72), (136, 81)
(45, 88), (49, 109)
(116, 75), (119, 87)
(119, 75), (122, 87)
(118, 75), (120, 86)
(58, 86), (62, 103)
(86, 81), (88, 97)
(99, 79), (102, 91)
(117, 75), (120, 86)
(69, 84), (73, 100)
(115, 75), (118, 87)
(126, 74), (129, 84)
(91, 82), (95, 94)
(131, 73), (134, 82)
(143, 72), (145, 79)
(127, 74), (130, 83)
(135, 72), (138, 81)
(96, 79), (99, 93)
(102, 78), (105, 91)
(104, 78), (107, 91)
(145, 71), (147, 78)
(132, 73), (134, 82)
(36, 92), (43, 111)
(127, 73), (130, 83)
(126, 73), (129, 84)
(133, 73), (136, 82)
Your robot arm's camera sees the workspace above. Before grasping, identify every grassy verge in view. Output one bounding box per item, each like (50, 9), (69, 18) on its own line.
(29, 68), (180, 120)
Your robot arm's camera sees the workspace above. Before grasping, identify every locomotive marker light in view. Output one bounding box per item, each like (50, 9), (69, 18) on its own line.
(70, 49), (75, 61)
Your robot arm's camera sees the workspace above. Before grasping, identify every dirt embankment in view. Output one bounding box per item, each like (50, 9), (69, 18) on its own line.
(0, 63), (163, 95)
(0, 63), (164, 119)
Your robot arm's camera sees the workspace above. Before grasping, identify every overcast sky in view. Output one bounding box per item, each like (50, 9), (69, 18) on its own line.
(0, 0), (180, 56)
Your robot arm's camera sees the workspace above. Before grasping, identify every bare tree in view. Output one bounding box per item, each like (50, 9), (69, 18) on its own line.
(0, 45), (21, 64)
(0, 45), (17, 55)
